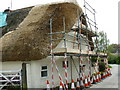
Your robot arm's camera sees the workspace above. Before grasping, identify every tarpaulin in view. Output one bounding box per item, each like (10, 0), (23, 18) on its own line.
(0, 12), (7, 27)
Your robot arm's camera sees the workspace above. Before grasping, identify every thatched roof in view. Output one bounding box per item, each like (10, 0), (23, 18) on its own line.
(1, 6), (33, 36)
(0, 2), (83, 62)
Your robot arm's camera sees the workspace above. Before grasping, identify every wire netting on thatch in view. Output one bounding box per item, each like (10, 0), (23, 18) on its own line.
(0, 2), (83, 62)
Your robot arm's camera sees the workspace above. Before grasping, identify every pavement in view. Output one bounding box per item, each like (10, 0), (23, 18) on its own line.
(87, 64), (119, 90)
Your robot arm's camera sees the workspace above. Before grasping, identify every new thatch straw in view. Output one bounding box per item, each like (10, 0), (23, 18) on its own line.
(0, 2), (83, 61)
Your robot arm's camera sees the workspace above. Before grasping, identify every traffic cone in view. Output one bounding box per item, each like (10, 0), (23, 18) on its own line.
(80, 77), (84, 89)
(107, 68), (110, 76)
(92, 74), (96, 84)
(46, 80), (50, 90)
(88, 75), (91, 86)
(96, 73), (99, 82)
(105, 71), (107, 78)
(84, 76), (89, 88)
(108, 71), (110, 76)
(108, 68), (111, 76)
(98, 73), (102, 81)
(109, 68), (112, 75)
(90, 76), (93, 84)
(76, 78), (80, 89)
(107, 70), (109, 77)
(60, 81), (64, 90)
(98, 72), (100, 81)
(102, 72), (105, 79)
(71, 79), (75, 90)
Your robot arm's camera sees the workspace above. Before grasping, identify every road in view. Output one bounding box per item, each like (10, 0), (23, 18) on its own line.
(88, 64), (119, 90)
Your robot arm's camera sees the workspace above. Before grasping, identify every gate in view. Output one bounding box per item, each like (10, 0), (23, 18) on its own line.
(0, 70), (21, 89)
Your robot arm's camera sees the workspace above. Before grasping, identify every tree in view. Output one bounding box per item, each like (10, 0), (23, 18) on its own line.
(108, 44), (120, 64)
(94, 31), (109, 52)
(108, 44), (119, 53)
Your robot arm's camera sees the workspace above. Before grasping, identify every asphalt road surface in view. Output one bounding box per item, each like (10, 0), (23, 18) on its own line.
(88, 64), (119, 90)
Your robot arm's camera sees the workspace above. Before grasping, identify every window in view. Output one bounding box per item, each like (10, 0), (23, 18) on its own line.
(62, 61), (69, 68)
(41, 66), (48, 77)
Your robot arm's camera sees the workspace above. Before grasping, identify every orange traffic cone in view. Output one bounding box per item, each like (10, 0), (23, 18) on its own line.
(90, 76), (93, 84)
(105, 71), (107, 78)
(96, 73), (99, 82)
(80, 77), (84, 88)
(71, 79), (75, 90)
(106, 70), (109, 77)
(93, 75), (96, 84)
(76, 78), (80, 89)
(103, 72), (106, 79)
(98, 73), (102, 81)
(60, 81), (64, 89)
(84, 76), (88, 87)
(108, 68), (112, 75)
(46, 80), (50, 89)
(108, 68), (110, 76)
(88, 75), (91, 86)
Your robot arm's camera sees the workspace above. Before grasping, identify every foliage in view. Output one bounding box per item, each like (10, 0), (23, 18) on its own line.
(94, 31), (109, 53)
(116, 56), (120, 65)
(108, 44), (119, 53)
(99, 62), (106, 72)
(107, 44), (120, 65)
(108, 65), (112, 68)
(108, 53), (120, 64)
(90, 57), (97, 63)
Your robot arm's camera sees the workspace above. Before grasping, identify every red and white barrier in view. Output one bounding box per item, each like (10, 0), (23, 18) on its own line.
(64, 55), (68, 89)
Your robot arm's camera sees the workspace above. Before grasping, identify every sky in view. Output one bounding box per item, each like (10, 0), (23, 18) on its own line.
(0, 0), (119, 44)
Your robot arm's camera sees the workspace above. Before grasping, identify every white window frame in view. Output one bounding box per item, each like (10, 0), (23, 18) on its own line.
(41, 65), (48, 78)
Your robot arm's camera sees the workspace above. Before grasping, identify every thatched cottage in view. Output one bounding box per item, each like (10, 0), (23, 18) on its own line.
(0, 1), (107, 89)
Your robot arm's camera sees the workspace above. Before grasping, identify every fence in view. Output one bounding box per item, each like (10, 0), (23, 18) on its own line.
(0, 70), (21, 89)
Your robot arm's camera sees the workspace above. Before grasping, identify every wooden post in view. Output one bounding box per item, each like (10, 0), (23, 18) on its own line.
(70, 56), (72, 82)
(22, 63), (27, 90)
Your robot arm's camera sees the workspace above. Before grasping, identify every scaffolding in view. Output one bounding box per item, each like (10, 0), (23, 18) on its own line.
(48, 0), (107, 89)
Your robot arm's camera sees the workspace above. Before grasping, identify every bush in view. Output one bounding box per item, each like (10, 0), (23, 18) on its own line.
(116, 56), (120, 64)
(108, 53), (120, 64)
(99, 62), (106, 72)
(90, 57), (98, 63)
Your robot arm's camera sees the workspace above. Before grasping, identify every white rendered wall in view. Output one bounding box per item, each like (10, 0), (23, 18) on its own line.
(0, 61), (22, 71)
(26, 56), (96, 88)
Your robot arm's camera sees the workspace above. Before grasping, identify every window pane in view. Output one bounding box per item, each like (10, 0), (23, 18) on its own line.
(41, 71), (47, 77)
(42, 66), (47, 70)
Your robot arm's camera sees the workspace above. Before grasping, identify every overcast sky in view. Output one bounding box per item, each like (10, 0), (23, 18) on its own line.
(0, 0), (119, 44)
